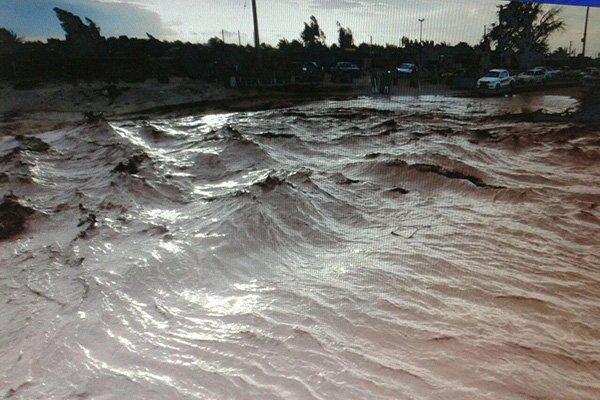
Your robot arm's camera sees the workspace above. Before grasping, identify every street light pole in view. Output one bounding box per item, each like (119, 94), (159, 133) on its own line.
(582, 6), (589, 57)
(418, 18), (425, 43)
(569, 41), (573, 56)
(251, 0), (262, 70)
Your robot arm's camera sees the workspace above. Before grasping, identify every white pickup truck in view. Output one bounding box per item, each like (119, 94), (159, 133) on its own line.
(477, 69), (515, 92)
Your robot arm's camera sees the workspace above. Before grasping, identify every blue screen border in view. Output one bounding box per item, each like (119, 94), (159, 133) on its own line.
(515, 0), (599, 7)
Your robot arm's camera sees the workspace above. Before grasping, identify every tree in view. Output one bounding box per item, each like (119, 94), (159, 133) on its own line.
(208, 37), (224, 47)
(0, 28), (21, 75)
(277, 39), (289, 49)
(0, 28), (22, 45)
(54, 8), (105, 59)
(551, 47), (569, 57)
(336, 22), (354, 49)
(54, 8), (102, 41)
(85, 18), (101, 38)
(487, 1), (564, 67)
(301, 16), (325, 47)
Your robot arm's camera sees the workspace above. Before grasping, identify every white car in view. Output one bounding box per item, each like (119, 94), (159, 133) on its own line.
(477, 69), (515, 91)
(533, 66), (561, 79)
(517, 69), (546, 85)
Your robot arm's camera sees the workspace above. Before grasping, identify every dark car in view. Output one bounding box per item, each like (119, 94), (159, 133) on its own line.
(396, 63), (418, 76)
(297, 62), (324, 83)
(330, 62), (361, 82)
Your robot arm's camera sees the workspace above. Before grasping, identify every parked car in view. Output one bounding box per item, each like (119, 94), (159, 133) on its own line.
(580, 67), (600, 78)
(561, 66), (582, 81)
(477, 69), (515, 91)
(330, 62), (361, 82)
(533, 66), (561, 79)
(397, 63), (418, 76)
(297, 62), (324, 83)
(517, 69), (547, 85)
(581, 68), (600, 89)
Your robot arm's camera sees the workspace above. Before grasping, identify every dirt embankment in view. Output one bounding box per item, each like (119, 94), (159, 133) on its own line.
(0, 78), (376, 116)
(578, 91), (600, 122)
(0, 78), (374, 134)
(0, 78), (595, 136)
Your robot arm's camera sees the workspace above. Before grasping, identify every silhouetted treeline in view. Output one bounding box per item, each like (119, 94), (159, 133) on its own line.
(0, 5), (595, 86)
(0, 33), (489, 85)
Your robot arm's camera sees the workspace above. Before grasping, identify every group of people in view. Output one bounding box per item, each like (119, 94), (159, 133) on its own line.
(370, 67), (420, 94)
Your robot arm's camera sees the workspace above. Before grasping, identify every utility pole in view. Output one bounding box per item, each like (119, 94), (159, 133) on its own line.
(582, 6), (589, 57)
(238, 30), (241, 46)
(418, 18), (425, 69)
(370, 35), (373, 46)
(222, 29), (225, 42)
(251, 0), (262, 70)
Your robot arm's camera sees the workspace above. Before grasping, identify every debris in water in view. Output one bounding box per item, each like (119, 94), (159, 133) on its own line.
(411, 163), (506, 189)
(391, 225), (431, 239)
(389, 187), (410, 195)
(76, 212), (97, 239)
(259, 132), (296, 139)
(332, 173), (359, 185)
(77, 213), (97, 228)
(14, 135), (51, 152)
(0, 194), (35, 240)
(256, 175), (285, 192)
(83, 111), (105, 123)
(112, 153), (148, 175)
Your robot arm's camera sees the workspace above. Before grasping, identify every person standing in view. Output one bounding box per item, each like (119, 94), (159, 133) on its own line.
(410, 66), (420, 89)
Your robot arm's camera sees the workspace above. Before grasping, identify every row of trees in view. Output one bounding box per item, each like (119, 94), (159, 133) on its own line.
(0, 2), (592, 85)
(296, 2), (570, 69)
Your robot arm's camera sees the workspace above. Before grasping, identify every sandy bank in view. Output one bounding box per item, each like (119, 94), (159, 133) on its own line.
(0, 77), (595, 135)
(0, 77), (470, 117)
(0, 78), (371, 134)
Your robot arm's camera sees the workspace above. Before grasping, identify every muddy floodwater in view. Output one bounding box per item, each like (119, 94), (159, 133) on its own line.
(1, 95), (599, 400)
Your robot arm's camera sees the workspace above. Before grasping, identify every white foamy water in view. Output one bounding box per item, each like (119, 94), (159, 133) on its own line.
(1, 95), (599, 400)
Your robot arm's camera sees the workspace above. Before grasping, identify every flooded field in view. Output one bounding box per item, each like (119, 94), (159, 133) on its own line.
(1, 94), (599, 400)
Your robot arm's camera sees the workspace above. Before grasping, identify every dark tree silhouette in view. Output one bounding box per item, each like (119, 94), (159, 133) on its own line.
(336, 22), (354, 49)
(208, 37), (224, 47)
(53, 8), (105, 60)
(85, 18), (102, 37)
(551, 47), (569, 57)
(0, 28), (22, 45)
(301, 16), (326, 47)
(487, 1), (564, 67)
(1, 3), (587, 86)
(54, 8), (102, 41)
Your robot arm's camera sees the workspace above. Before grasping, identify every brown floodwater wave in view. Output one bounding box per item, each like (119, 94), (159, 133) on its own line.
(1, 95), (599, 399)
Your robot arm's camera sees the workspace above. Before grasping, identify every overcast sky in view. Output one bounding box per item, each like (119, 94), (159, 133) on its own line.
(2, 0), (599, 56)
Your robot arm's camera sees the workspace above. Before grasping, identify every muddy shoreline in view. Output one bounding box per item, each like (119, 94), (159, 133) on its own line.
(0, 79), (597, 135)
